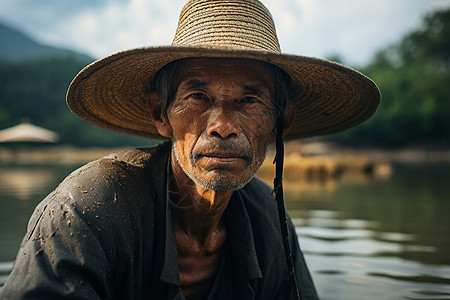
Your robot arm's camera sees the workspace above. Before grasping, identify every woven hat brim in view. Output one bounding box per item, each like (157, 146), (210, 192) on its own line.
(67, 46), (380, 141)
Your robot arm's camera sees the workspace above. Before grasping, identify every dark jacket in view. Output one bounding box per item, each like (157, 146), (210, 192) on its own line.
(0, 142), (318, 299)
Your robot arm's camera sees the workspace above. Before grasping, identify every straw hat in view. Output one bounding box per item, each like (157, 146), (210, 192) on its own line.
(67, 0), (380, 141)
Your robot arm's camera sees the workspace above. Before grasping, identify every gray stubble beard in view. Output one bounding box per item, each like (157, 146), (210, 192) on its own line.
(172, 140), (269, 191)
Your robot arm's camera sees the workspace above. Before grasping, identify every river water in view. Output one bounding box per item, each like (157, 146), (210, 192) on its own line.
(0, 161), (449, 299)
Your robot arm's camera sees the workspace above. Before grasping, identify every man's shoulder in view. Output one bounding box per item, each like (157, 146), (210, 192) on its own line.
(101, 142), (171, 168)
(62, 142), (170, 188)
(241, 176), (275, 207)
(46, 142), (170, 214)
(26, 143), (171, 239)
(237, 176), (282, 229)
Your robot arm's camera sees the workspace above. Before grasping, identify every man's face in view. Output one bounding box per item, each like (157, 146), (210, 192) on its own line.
(166, 58), (278, 191)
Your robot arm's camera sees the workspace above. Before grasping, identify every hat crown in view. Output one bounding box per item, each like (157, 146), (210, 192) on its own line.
(172, 0), (281, 53)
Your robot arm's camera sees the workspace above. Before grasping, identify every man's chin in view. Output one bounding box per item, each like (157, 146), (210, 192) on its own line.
(196, 178), (250, 191)
(191, 173), (254, 191)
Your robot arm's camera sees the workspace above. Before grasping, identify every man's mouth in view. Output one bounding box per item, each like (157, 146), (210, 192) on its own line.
(201, 151), (243, 158)
(195, 151), (250, 163)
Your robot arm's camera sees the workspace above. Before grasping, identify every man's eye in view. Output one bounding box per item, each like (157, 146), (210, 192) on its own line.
(241, 96), (260, 104)
(190, 93), (209, 100)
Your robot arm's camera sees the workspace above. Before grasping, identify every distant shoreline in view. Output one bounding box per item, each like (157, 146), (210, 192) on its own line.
(0, 146), (124, 165)
(1, 143), (450, 165)
(283, 141), (450, 163)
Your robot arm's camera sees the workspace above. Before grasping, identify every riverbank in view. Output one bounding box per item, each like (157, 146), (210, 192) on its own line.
(0, 146), (123, 165)
(283, 140), (450, 163)
(1, 142), (450, 170)
(258, 141), (393, 182)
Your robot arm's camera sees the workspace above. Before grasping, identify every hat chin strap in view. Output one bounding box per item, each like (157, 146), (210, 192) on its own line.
(273, 115), (301, 300)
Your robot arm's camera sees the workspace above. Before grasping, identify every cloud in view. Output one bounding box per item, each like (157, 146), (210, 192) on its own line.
(51, 0), (184, 57)
(1, 0), (450, 65)
(263, 0), (450, 65)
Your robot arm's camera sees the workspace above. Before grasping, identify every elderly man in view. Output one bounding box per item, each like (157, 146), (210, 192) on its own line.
(0, 0), (380, 299)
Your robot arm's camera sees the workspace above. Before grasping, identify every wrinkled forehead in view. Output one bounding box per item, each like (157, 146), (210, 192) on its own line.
(173, 57), (277, 94)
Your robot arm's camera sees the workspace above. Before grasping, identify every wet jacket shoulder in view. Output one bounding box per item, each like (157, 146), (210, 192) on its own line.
(0, 143), (171, 299)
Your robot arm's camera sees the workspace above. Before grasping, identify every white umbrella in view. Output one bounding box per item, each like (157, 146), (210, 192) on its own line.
(0, 122), (59, 143)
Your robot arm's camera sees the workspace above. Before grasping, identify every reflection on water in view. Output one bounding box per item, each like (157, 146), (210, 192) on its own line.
(285, 163), (450, 300)
(0, 164), (80, 264)
(0, 162), (450, 299)
(0, 168), (57, 200)
(293, 210), (449, 299)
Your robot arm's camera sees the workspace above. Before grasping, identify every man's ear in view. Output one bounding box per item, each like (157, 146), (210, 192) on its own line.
(270, 102), (296, 144)
(282, 102), (296, 137)
(148, 92), (173, 139)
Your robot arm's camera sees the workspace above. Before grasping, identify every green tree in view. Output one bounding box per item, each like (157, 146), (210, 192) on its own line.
(329, 8), (450, 147)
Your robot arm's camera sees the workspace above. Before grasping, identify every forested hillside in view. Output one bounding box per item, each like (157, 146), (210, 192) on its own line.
(328, 8), (450, 147)
(0, 22), (149, 147)
(0, 22), (92, 62)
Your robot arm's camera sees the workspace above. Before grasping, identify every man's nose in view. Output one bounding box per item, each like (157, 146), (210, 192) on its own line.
(206, 109), (240, 139)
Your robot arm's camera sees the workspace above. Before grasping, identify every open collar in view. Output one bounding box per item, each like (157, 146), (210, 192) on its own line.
(224, 190), (262, 282)
(159, 151), (262, 295)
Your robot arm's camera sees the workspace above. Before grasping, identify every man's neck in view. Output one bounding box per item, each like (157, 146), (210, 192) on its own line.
(169, 152), (233, 245)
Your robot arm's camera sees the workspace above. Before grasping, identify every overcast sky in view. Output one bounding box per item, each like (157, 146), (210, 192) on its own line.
(1, 0), (450, 66)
